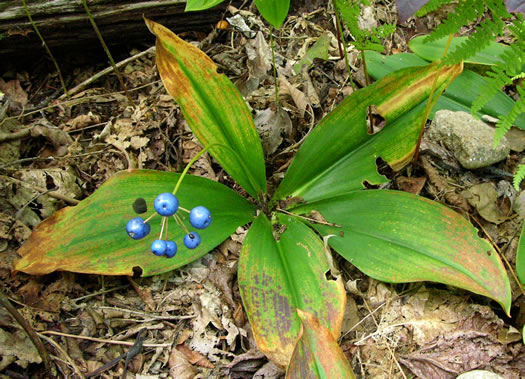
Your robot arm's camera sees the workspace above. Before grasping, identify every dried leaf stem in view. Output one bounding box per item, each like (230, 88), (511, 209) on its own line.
(81, 0), (135, 107)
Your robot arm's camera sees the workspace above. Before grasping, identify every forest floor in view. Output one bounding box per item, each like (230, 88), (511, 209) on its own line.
(1, 1), (524, 378)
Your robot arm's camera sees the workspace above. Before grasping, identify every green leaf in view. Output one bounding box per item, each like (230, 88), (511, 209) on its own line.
(15, 170), (255, 277)
(409, 35), (511, 66)
(292, 190), (512, 315)
(145, 18), (267, 200)
(254, 0), (290, 29)
(364, 51), (525, 129)
(185, 0), (226, 11)
(293, 33), (332, 75)
(272, 62), (463, 204)
(516, 222), (525, 288)
(286, 309), (356, 379)
(238, 213), (346, 368)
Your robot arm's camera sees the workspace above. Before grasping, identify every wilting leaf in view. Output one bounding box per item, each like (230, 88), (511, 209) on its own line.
(364, 51), (525, 129)
(292, 190), (512, 315)
(238, 213), (346, 368)
(145, 18), (267, 200)
(272, 62), (463, 204)
(15, 170), (255, 277)
(286, 309), (355, 379)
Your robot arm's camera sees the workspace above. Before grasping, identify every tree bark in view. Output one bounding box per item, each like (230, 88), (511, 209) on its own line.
(0, 0), (230, 59)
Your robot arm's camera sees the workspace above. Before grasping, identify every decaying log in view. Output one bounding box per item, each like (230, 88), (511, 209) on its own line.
(0, 0), (231, 60)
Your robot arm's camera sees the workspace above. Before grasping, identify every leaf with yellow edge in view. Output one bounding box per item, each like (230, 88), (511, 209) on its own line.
(286, 309), (355, 379)
(145, 18), (267, 200)
(238, 213), (346, 368)
(15, 170), (255, 277)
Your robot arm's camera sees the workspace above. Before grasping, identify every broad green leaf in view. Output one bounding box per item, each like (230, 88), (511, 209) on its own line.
(409, 35), (511, 66)
(254, 0), (290, 29)
(286, 309), (355, 379)
(272, 62), (463, 204)
(292, 190), (512, 315)
(15, 170), (255, 277)
(364, 51), (525, 129)
(293, 33), (331, 74)
(516, 222), (525, 288)
(238, 213), (346, 368)
(145, 19), (267, 199)
(185, 0), (225, 11)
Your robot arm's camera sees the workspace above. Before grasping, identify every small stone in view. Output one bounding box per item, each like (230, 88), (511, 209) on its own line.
(504, 127), (525, 152)
(427, 110), (510, 169)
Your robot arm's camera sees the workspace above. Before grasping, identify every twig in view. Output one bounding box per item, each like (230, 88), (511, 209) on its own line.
(2, 175), (80, 205)
(0, 287), (53, 373)
(276, 207), (342, 227)
(81, 0), (135, 107)
(361, 298), (408, 379)
(60, 47), (156, 100)
(40, 330), (171, 348)
(21, 0), (69, 99)
(38, 334), (84, 378)
(1, 80), (162, 127)
(0, 128), (31, 143)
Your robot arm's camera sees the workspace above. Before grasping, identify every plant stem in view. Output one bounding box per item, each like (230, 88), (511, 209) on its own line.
(270, 26), (279, 105)
(174, 213), (190, 234)
(22, 0), (68, 99)
(171, 142), (261, 201)
(334, 6), (356, 91)
(413, 34), (455, 163)
(0, 287), (53, 373)
(172, 145), (213, 196)
(81, 0), (135, 107)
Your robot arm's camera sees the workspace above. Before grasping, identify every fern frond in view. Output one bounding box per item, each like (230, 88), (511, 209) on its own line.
(494, 84), (525, 147)
(335, 0), (394, 52)
(472, 14), (525, 119)
(443, 15), (506, 64)
(416, 0), (455, 17)
(514, 163), (525, 190)
(425, 0), (485, 42)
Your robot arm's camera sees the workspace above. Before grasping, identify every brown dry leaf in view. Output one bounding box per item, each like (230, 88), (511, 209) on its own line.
(169, 346), (200, 379)
(31, 120), (73, 156)
(64, 112), (102, 131)
(0, 78), (28, 105)
(176, 343), (214, 368)
(396, 176), (426, 195)
(227, 350), (270, 377)
(0, 328), (41, 370)
(279, 76), (308, 118)
(254, 106), (292, 155)
(246, 31), (271, 80)
(462, 182), (507, 224)
(356, 284), (524, 378)
(420, 155), (471, 213)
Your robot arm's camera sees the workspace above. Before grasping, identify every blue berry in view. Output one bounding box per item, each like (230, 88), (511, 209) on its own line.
(184, 232), (201, 249)
(165, 240), (177, 258)
(189, 206), (212, 229)
(126, 217), (151, 240)
(151, 240), (167, 256)
(154, 193), (179, 216)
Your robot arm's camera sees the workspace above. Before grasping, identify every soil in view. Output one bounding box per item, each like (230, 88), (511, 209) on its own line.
(1, 1), (524, 378)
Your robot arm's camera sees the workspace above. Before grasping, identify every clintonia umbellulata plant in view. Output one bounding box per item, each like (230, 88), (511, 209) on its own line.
(15, 19), (511, 375)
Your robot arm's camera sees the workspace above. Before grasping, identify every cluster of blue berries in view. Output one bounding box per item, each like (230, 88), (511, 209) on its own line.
(126, 192), (212, 258)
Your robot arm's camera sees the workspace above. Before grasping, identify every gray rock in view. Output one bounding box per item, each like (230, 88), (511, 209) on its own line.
(427, 110), (510, 169)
